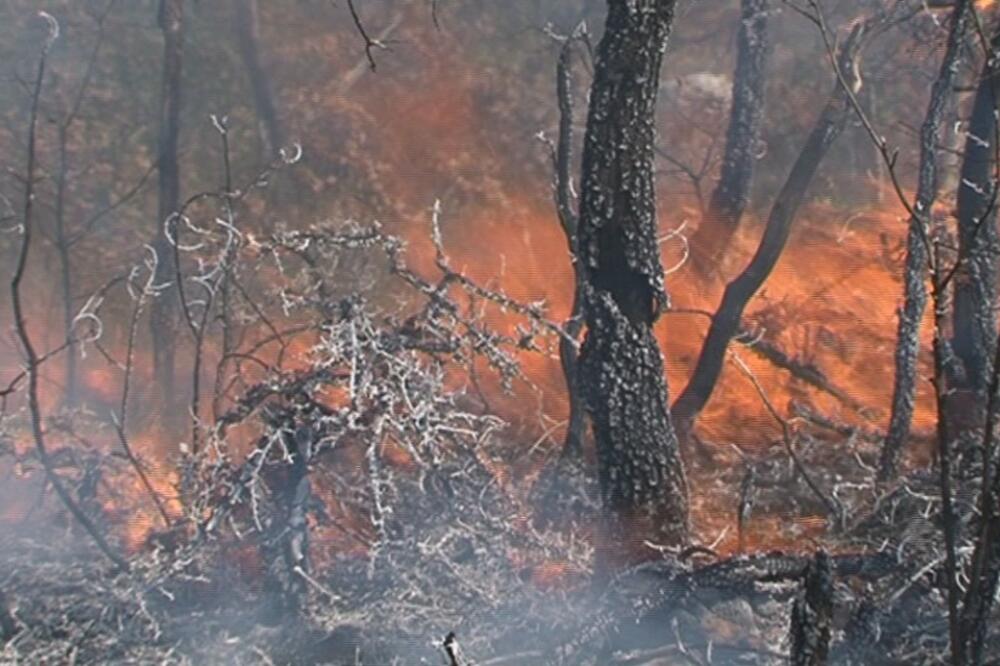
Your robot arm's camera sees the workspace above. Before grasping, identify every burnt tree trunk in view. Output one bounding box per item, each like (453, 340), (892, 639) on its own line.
(150, 0), (184, 416)
(671, 26), (865, 426)
(555, 32), (587, 461)
(959, 241), (1000, 664)
(789, 551), (834, 666)
(689, 0), (770, 272)
(952, 27), (1000, 407)
(576, 0), (688, 552)
(959, 348), (1000, 664)
(531, 30), (601, 528)
(878, 0), (971, 481)
(233, 0), (284, 158)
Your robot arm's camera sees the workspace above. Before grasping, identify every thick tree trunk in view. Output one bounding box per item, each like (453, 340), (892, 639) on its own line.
(878, 0), (971, 481)
(671, 26), (864, 425)
(233, 0), (284, 157)
(576, 0), (688, 553)
(952, 28), (999, 400)
(689, 0), (770, 272)
(150, 0), (184, 415)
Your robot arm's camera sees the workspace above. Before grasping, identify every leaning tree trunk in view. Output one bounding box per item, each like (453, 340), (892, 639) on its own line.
(952, 26), (1000, 406)
(671, 25), (865, 426)
(878, 0), (971, 481)
(150, 0), (184, 418)
(233, 0), (284, 158)
(576, 0), (689, 555)
(689, 0), (770, 272)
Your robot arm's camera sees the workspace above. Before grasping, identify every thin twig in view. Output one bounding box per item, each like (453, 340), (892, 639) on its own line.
(730, 351), (841, 521)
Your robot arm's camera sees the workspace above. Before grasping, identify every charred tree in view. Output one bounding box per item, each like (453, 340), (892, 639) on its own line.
(531, 30), (598, 528)
(671, 25), (865, 426)
(958, 274), (1000, 664)
(0, 589), (15, 643)
(261, 415), (314, 608)
(952, 27), (1000, 408)
(233, 0), (284, 157)
(878, 0), (971, 481)
(789, 551), (834, 666)
(689, 0), (770, 271)
(576, 0), (689, 552)
(554, 30), (587, 462)
(150, 0), (184, 416)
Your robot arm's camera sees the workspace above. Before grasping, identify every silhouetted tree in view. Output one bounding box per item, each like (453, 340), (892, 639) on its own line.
(952, 26), (999, 416)
(233, 0), (284, 158)
(689, 0), (770, 272)
(672, 22), (866, 426)
(789, 551), (833, 666)
(150, 0), (184, 416)
(879, 0), (971, 480)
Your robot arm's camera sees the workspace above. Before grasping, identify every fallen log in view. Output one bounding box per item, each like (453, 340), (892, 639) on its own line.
(553, 549), (898, 662)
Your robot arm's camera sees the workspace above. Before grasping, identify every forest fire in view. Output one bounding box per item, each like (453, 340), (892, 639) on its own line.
(1, 0), (1000, 664)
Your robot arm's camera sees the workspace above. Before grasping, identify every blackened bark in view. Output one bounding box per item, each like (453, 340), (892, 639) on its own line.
(961, 456), (1000, 665)
(952, 28), (1000, 399)
(789, 551), (834, 666)
(233, 0), (284, 157)
(258, 415), (314, 608)
(531, 31), (598, 529)
(709, 0), (768, 223)
(878, 0), (971, 481)
(150, 0), (184, 412)
(557, 550), (890, 663)
(689, 0), (770, 270)
(671, 27), (864, 425)
(0, 589), (14, 642)
(555, 32), (587, 459)
(931, 245), (963, 660)
(959, 325), (1000, 664)
(282, 424), (313, 598)
(576, 0), (688, 549)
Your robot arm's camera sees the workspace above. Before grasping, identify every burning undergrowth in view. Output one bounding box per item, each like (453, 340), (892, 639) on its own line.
(0, 147), (996, 664)
(0, 147), (593, 662)
(3, 2), (1000, 663)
